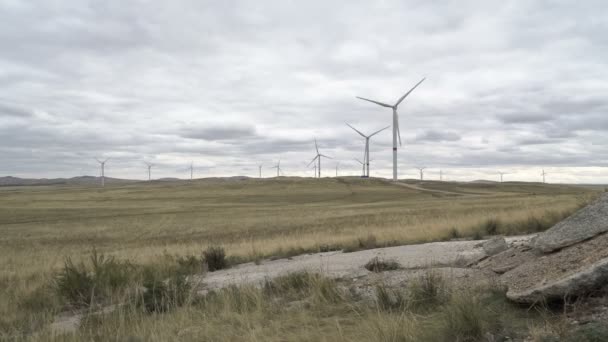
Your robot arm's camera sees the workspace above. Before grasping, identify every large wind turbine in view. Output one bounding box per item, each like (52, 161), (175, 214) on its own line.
(346, 123), (390, 177)
(356, 78), (425, 181)
(95, 158), (109, 187)
(271, 160), (282, 177)
(144, 162), (154, 181)
(307, 138), (332, 178)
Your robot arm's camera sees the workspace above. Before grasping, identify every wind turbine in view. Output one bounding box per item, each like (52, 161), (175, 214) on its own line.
(144, 162), (154, 181)
(189, 162), (194, 180)
(95, 158), (109, 187)
(346, 123), (390, 177)
(356, 78), (425, 182)
(258, 164), (263, 178)
(498, 171), (509, 183)
(335, 162), (340, 177)
(439, 169), (443, 181)
(271, 160), (282, 177)
(354, 158), (365, 177)
(415, 167), (426, 180)
(541, 169), (548, 183)
(307, 138), (332, 178)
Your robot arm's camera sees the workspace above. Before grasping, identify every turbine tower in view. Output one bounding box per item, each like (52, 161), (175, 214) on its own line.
(335, 162), (340, 177)
(541, 169), (548, 183)
(271, 160), (282, 177)
(307, 138), (332, 178)
(498, 171), (509, 183)
(356, 78), (425, 182)
(95, 158), (108, 187)
(416, 167), (426, 180)
(189, 162), (194, 180)
(346, 123), (389, 177)
(354, 158), (365, 177)
(439, 169), (443, 181)
(144, 162), (154, 181)
(258, 164), (263, 178)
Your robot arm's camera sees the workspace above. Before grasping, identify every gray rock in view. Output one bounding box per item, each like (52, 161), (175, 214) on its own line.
(507, 257), (608, 303)
(534, 194), (608, 253)
(482, 236), (508, 256)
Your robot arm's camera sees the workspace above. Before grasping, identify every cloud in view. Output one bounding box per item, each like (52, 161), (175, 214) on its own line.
(415, 130), (461, 142)
(0, 1), (607, 182)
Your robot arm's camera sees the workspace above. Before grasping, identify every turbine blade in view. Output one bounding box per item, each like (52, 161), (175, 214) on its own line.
(369, 125), (391, 137)
(354, 158), (363, 165)
(396, 114), (402, 146)
(320, 154), (332, 159)
(314, 138), (319, 154)
(345, 123), (366, 137)
(355, 96), (392, 108)
(394, 77), (425, 107)
(307, 155), (319, 166)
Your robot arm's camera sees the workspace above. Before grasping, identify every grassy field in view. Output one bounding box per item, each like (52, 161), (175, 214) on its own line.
(0, 177), (600, 339)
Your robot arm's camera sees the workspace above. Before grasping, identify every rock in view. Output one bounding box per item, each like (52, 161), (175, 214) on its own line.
(499, 233), (608, 304)
(507, 257), (608, 303)
(534, 194), (608, 253)
(482, 237), (508, 256)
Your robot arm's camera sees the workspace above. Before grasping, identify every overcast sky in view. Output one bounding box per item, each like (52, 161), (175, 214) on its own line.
(1, 1), (607, 183)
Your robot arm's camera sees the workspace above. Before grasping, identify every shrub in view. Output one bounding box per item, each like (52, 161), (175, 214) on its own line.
(448, 227), (461, 239)
(408, 270), (449, 309)
(482, 218), (500, 235)
(55, 258), (95, 307)
(54, 250), (134, 308)
(375, 285), (408, 312)
(203, 246), (227, 272)
(138, 274), (191, 313)
(175, 255), (206, 276)
(364, 257), (401, 273)
(438, 293), (499, 342)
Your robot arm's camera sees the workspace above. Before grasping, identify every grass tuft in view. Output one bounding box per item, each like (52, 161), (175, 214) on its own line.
(203, 246), (228, 272)
(364, 257), (401, 273)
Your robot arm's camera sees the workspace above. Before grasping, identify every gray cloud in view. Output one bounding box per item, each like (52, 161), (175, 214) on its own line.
(0, 1), (607, 182)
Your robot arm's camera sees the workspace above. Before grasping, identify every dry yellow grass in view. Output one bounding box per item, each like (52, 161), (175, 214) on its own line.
(0, 177), (599, 338)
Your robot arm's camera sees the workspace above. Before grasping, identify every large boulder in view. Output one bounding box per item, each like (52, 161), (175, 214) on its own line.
(482, 237), (508, 256)
(500, 232), (608, 303)
(534, 193), (608, 253)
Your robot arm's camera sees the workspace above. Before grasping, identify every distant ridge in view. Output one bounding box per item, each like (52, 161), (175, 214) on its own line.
(0, 176), (137, 187)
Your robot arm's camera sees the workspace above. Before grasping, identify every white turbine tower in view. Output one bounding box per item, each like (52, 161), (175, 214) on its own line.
(541, 169), (548, 183)
(307, 138), (332, 178)
(189, 162), (194, 180)
(354, 158), (365, 177)
(498, 171), (509, 183)
(439, 169), (443, 181)
(335, 162), (340, 177)
(144, 162), (154, 181)
(346, 123), (390, 177)
(416, 167), (426, 180)
(356, 78), (425, 182)
(95, 158), (109, 187)
(258, 164), (263, 178)
(271, 160), (282, 177)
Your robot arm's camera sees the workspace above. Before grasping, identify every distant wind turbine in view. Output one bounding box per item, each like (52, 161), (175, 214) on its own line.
(415, 167), (426, 180)
(354, 158), (365, 177)
(271, 160), (282, 177)
(541, 169), (548, 183)
(498, 171), (510, 183)
(356, 78), (425, 181)
(346, 123), (389, 177)
(439, 169), (443, 181)
(144, 162), (154, 181)
(95, 158), (109, 187)
(189, 162), (194, 180)
(307, 138), (332, 178)
(258, 164), (263, 178)
(335, 162), (340, 177)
